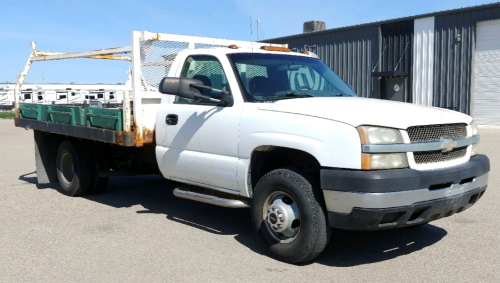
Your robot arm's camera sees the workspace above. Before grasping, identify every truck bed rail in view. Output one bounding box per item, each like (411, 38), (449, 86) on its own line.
(14, 30), (287, 147)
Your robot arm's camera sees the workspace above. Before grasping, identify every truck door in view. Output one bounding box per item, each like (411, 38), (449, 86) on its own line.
(158, 54), (242, 193)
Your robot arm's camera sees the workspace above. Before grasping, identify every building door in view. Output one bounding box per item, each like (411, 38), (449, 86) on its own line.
(473, 19), (500, 125)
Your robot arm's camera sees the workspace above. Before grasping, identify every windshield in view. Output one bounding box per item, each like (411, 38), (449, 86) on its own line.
(228, 53), (357, 102)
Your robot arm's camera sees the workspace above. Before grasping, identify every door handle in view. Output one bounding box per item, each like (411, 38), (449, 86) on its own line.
(166, 114), (178, 125)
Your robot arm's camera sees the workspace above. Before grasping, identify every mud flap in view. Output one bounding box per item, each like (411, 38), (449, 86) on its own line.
(34, 130), (59, 184)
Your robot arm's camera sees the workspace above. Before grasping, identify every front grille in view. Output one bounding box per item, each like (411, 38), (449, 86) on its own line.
(407, 124), (467, 143)
(407, 124), (469, 165)
(413, 146), (468, 164)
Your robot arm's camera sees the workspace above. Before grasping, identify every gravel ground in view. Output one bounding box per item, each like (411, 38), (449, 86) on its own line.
(0, 119), (498, 282)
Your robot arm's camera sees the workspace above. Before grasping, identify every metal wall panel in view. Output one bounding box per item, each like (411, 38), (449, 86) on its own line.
(413, 17), (435, 106)
(433, 6), (500, 114)
(266, 26), (380, 99)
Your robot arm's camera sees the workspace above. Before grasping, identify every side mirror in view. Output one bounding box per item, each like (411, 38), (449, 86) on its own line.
(159, 77), (233, 106)
(159, 77), (202, 100)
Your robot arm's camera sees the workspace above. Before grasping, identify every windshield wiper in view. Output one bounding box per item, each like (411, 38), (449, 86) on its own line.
(284, 91), (314, 97)
(262, 91), (314, 100)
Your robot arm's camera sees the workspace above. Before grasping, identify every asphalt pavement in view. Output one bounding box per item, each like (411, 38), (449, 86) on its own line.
(0, 119), (498, 282)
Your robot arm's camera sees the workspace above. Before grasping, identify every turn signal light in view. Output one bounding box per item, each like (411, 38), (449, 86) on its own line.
(261, 46), (290, 52)
(361, 153), (371, 170)
(302, 51), (310, 55)
(357, 127), (369, 144)
(228, 45), (239, 49)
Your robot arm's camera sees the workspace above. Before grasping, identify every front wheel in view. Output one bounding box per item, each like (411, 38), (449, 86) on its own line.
(251, 169), (330, 263)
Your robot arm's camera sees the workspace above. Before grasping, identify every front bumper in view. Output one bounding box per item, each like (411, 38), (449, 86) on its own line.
(321, 154), (490, 230)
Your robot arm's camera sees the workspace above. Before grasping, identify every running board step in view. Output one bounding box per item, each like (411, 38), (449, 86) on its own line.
(173, 187), (250, 208)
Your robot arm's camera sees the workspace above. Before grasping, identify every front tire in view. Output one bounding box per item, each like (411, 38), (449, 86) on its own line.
(251, 169), (330, 263)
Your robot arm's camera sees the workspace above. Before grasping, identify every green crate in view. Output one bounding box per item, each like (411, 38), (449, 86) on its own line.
(19, 103), (46, 120)
(84, 108), (123, 131)
(47, 105), (83, 125)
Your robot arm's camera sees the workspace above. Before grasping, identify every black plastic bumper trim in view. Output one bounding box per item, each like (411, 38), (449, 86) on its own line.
(320, 154), (489, 193)
(327, 186), (487, 230)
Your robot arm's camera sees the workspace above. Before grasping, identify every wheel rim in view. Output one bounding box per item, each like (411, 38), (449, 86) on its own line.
(263, 191), (301, 243)
(60, 151), (74, 184)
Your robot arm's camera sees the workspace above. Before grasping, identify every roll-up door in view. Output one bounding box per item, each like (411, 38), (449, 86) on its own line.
(474, 19), (500, 125)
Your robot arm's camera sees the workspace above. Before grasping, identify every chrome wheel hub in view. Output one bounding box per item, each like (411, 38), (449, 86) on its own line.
(264, 193), (301, 241)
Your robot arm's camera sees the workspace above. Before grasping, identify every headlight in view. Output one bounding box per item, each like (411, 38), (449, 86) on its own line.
(362, 153), (408, 170)
(472, 144), (479, 156)
(357, 126), (408, 169)
(470, 120), (478, 136)
(357, 126), (404, 144)
(470, 120), (479, 156)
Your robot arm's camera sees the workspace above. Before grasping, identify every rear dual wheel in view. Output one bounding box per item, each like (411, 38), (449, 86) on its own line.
(55, 140), (109, 196)
(56, 141), (92, 196)
(251, 169), (330, 264)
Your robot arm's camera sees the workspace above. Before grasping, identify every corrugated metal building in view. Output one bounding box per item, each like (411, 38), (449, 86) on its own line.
(266, 3), (500, 125)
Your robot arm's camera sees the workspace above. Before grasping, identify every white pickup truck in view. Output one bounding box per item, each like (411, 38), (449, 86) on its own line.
(14, 31), (490, 263)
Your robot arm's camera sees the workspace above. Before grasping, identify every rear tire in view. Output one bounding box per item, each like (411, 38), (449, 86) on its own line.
(56, 141), (92, 196)
(251, 169), (330, 264)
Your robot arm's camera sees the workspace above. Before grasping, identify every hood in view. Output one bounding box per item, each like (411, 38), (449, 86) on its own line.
(258, 97), (472, 129)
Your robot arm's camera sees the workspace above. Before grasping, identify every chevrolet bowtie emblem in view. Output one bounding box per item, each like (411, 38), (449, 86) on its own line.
(440, 137), (457, 153)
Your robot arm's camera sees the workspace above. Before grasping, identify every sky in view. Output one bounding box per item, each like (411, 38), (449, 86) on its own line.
(0, 0), (497, 84)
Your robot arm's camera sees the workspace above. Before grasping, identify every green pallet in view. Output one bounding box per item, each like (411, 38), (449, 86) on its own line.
(47, 105), (83, 125)
(84, 108), (123, 131)
(19, 103), (46, 120)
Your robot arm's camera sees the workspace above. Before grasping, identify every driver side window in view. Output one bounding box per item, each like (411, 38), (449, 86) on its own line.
(175, 55), (229, 105)
(235, 63), (269, 95)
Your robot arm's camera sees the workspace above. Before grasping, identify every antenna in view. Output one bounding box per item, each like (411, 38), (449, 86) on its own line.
(250, 12), (252, 41)
(250, 12), (253, 51)
(257, 20), (260, 41)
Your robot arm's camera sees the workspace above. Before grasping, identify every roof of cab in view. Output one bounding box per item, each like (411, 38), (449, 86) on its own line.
(185, 46), (316, 57)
